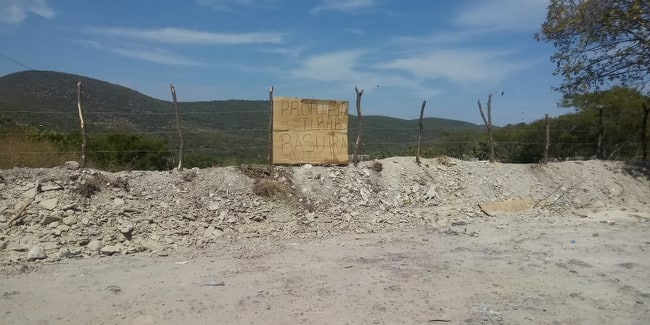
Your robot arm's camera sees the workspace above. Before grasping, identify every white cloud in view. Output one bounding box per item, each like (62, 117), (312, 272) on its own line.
(73, 39), (201, 66)
(197, 0), (275, 11)
(0, 0), (55, 25)
(376, 49), (530, 85)
(311, 0), (378, 14)
(291, 50), (440, 99)
(292, 50), (365, 82)
(453, 0), (548, 32)
(90, 27), (283, 45)
(109, 48), (201, 66)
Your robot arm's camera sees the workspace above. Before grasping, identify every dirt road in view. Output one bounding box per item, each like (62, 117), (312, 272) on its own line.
(2, 208), (648, 325)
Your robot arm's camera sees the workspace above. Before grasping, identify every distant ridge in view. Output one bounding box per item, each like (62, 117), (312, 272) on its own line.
(0, 70), (482, 156)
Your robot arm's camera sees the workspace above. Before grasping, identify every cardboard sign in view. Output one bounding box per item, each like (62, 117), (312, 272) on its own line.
(272, 97), (349, 165)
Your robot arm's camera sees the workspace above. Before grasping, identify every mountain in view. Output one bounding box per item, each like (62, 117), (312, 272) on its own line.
(0, 70), (483, 160)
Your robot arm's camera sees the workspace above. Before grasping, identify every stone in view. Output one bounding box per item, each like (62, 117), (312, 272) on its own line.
(64, 161), (80, 170)
(113, 198), (125, 206)
(38, 198), (58, 211)
(479, 199), (535, 217)
(41, 184), (63, 192)
(23, 187), (37, 199)
(100, 245), (121, 255)
(27, 246), (47, 260)
(203, 225), (217, 238)
(119, 224), (134, 234)
(40, 214), (63, 225)
(62, 216), (77, 226)
(87, 240), (104, 252)
(207, 202), (220, 211)
(183, 214), (197, 221)
(141, 240), (164, 252)
(81, 217), (90, 225)
(56, 224), (70, 232)
(425, 185), (437, 200)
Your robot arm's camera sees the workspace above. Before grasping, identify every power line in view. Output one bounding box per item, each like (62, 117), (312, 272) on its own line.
(0, 52), (34, 71)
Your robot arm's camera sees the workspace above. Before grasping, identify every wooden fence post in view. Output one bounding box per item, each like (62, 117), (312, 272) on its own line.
(642, 102), (649, 161)
(478, 93), (495, 163)
(170, 84), (184, 171)
(544, 113), (550, 164)
(416, 100), (427, 165)
(353, 86), (364, 166)
(76, 81), (87, 168)
(268, 86), (274, 171)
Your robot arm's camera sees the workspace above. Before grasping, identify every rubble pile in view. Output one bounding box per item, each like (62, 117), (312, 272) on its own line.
(0, 157), (648, 265)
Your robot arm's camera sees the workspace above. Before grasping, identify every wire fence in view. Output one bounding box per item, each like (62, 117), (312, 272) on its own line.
(1, 106), (646, 168)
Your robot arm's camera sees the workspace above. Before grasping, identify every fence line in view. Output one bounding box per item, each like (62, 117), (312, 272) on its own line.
(2, 102), (647, 167)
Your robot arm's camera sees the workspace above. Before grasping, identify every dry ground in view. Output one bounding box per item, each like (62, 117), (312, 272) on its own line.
(1, 158), (649, 324)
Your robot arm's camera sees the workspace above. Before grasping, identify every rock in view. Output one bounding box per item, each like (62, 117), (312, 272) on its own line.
(479, 199), (535, 217)
(207, 202), (220, 211)
(56, 224), (70, 233)
(64, 161), (80, 170)
(0, 214), (6, 223)
(40, 214), (63, 225)
(104, 285), (122, 294)
(141, 240), (164, 252)
(119, 224), (134, 234)
(22, 187), (37, 199)
(113, 198), (125, 206)
(425, 185), (437, 200)
(100, 245), (121, 255)
(87, 240), (104, 252)
(27, 246), (47, 260)
(62, 216), (77, 226)
(38, 198), (58, 211)
(250, 214), (266, 222)
(41, 184), (63, 192)
(183, 214), (197, 221)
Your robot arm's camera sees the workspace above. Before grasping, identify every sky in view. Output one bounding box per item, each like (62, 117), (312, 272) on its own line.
(0, 0), (569, 125)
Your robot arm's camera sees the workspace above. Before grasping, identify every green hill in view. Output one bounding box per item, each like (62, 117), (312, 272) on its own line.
(0, 70), (483, 164)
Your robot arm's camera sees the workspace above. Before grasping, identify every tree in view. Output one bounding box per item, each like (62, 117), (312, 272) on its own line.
(560, 86), (646, 159)
(536, 0), (650, 94)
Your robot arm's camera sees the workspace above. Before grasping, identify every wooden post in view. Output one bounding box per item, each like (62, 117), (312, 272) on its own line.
(544, 113), (550, 164)
(416, 100), (427, 165)
(170, 84), (184, 171)
(353, 86), (364, 166)
(641, 102), (649, 161)
(76, 81), (87, 168)
(478, 93), (495, 163)
(268, 86), (274, 171)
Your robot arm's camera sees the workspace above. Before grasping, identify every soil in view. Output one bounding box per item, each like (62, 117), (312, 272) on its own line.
(1, 157), (649, 324)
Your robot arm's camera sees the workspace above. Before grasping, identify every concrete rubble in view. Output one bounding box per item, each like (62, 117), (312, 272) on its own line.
(0, 157), (648, 265)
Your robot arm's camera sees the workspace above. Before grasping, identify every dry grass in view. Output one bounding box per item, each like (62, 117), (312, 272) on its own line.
(252, 179), (289, 198)
(0, 135), (78, 169)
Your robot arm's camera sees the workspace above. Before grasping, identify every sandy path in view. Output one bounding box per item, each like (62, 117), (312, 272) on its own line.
(2, 209), (649, 325)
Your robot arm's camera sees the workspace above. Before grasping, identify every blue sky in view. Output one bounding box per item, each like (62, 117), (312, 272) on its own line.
(0, 0), (567, 125)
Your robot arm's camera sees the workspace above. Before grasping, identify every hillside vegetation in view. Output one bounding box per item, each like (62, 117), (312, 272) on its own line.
(1, 70), (647, 169)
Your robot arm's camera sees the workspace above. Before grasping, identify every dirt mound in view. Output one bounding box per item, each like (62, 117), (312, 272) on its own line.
(1, 157), (648, 266)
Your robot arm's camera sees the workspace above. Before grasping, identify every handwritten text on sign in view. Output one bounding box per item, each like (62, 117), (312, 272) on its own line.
(272, 97), (349, 164)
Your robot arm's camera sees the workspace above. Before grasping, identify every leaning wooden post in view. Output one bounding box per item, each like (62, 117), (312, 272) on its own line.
(268, 86), (274, 171)
(353, 86), (364, 166)
(170, 84), (184, 171)
(76, 81), (87, 168)
(416, 100), (427, 165)
(544, 113), (550, 164)
(478, 93), (495, 163)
